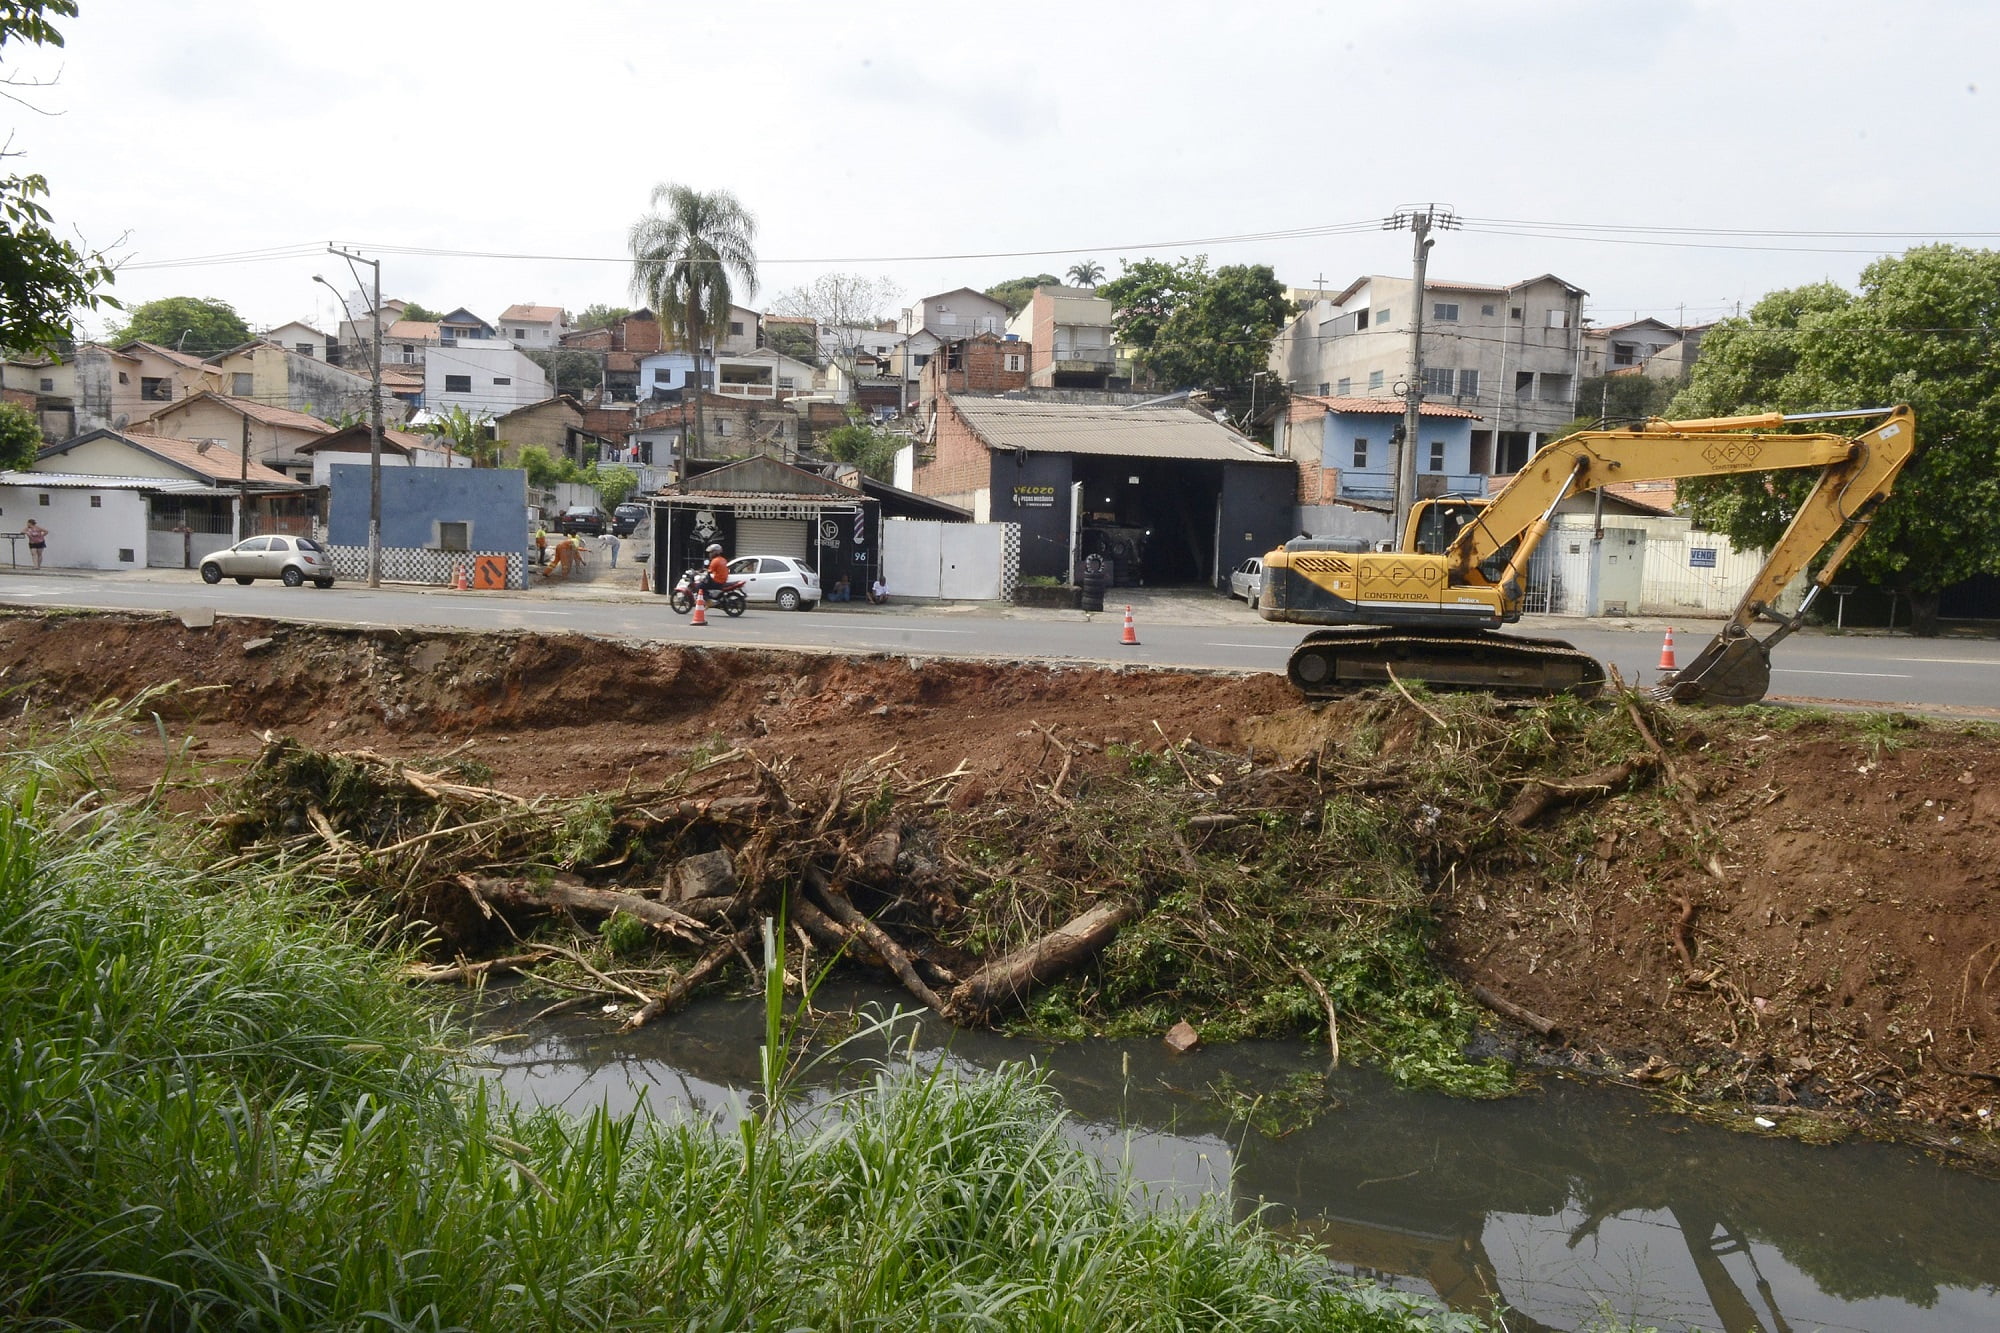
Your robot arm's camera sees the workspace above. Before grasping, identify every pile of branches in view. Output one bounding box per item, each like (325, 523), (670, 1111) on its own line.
(211, 733), (1138, 1032)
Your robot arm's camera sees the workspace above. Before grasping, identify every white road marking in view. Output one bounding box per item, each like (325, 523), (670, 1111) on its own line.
(1889, 656), (1997, 665)
(1206, 642), (1289, 649)
(1774, 668), (1914, 679)
(877, 627), (974, 636)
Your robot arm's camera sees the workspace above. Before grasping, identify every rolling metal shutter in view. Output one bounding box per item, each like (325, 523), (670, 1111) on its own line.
(733, 518), (810, 562)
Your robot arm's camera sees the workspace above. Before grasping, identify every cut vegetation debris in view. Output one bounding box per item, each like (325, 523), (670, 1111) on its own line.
(5, 610), (2000, 1155)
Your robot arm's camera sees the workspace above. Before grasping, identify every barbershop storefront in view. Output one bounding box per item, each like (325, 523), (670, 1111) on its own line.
(647, 455), (878, 594)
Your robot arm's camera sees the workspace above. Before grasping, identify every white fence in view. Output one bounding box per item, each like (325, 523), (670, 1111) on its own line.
(881, 521), (1021, 600)
(1522, 523), (1802, 619)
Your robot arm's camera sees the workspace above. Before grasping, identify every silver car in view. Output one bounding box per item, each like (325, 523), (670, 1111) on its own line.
(200, 535), (337, 588)
(726, 555), (820, 610)
(1229, 556), (1264, 603)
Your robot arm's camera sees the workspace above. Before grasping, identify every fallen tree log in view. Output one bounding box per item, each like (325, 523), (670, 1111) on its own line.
(1471, 982), (1562, 1040)
(622, 925), (760, 1031)
(460, 874), (709, 943)
(404, 951), (553, 984)
(1502, 758), (1652, 828)
(947, 899), (1139, 1023)
(804, 866), (947, 1015)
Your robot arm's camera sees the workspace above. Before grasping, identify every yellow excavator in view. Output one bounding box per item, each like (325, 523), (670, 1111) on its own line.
(1258, 404), (1917, 706)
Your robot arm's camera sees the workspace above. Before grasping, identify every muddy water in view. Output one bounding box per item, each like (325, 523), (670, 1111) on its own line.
(473, 986), (2000, 1333)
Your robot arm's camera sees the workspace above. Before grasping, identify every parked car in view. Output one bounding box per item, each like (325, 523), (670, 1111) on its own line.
(726, 555), (820, 611)
(1229, 556), (1264, 603)
(611, 502), (648, 537)
(555, 505), (606, 536)
(199, 535), (336, 588)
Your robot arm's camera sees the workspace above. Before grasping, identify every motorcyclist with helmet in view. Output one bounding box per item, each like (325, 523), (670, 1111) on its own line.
(696, 542), (733, 601)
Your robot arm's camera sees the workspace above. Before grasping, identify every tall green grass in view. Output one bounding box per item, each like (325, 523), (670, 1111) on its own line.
(0, 735), (1473, 1330)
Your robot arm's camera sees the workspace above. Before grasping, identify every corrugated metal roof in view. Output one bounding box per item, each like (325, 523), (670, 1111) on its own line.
(950, 397), (1282, 463)
(0, 470), (212, 493)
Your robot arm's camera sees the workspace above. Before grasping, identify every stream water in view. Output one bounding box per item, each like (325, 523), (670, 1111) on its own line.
(472, 985), (2000, 1333)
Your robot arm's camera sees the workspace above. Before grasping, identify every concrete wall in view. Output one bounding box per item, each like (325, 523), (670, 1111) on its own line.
(328, 463), (527, 553)
(0, 485), (148, 570)
(423, 345), (551, 416)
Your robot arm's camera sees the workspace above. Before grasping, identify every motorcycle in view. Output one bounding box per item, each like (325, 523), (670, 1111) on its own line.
(668, 567), (748, 617)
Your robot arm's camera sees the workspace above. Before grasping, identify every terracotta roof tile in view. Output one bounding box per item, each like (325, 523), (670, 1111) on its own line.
(118, 432), (302, 486)
(1290, 394), (1482, 420)
(498, 304), (564, 323)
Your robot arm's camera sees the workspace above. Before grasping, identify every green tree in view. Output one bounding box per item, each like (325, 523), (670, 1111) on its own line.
(1668, 246), (2000, 635)
(1559, 372), (1681, 436)
(983, 273), (1059, 318)
(399, 301), (441, 322)
(574, 303), (630, 331)
(764, 321), (817, 363)
(1065, 259), (1105, 288)
(514, 444), (577, 489)
(629, 183), (757, 458)
(590, 463), (639, 508)
(422, 404), (498, 467)
(1, 1), (119, 357)
(111, 296), (250, 354)
(819, 410), (900, 481)
(0, 400), (42, 468)
(1102, 259), (1293, 416)
(524, 347), (602, 399)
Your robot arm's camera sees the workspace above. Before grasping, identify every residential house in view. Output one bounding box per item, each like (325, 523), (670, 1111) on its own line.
(630, 391), (799, 467)
(1, 354), (76, 441)
(333, 298), (407, 368)
(131, 391), (334, 485)
(261, 320), (332, 361)
(295, 425), (467, 486)
(9, 427), (312, 569)
(1269, 272), (1588, 475)
(382, 320), (441, 367)
(1272, 395), (1485, 540)
(206, 340), (384, 425)
(492, 396), (597, 466)
(437, 308), (498, 344)
(636, 346), (816, 407)
(423, 344), (551, 417)
(909, 388), (1293, 587)
(915, 332), (1029, 416)
(1007, 285), (1116, 390)
(71, 341), (221, 434)
(496, 304), (571, 349)
(560, 309), (664, 402)
(716, 304), (761, 357)
(1580, 318), (1708, 382)
(900, 288), (1008, 341)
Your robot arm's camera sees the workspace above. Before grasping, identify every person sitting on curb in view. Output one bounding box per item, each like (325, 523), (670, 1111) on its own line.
(827, 574), (851, 602)
(868, 576), (888, 605)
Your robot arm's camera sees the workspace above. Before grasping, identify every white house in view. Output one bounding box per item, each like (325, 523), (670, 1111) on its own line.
(495, 304), (570, 349)
(261, 320), (332, 361)
(423, 344), (551, 416)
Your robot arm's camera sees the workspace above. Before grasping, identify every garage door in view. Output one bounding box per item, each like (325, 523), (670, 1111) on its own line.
(734, 518), (810, 562)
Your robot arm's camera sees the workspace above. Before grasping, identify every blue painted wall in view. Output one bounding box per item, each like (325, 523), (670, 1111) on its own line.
(328, 464), (528, 551)
(1328, 410), (1478, 499)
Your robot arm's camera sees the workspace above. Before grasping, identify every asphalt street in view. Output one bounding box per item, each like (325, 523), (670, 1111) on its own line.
(4, 569), (1996, 717)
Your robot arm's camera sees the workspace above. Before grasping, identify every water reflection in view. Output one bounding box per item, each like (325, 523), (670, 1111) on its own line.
(470, 986), (2000, 1333)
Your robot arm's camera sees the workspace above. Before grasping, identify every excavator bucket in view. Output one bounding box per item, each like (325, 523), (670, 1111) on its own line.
(1654, 633), (1772, 706)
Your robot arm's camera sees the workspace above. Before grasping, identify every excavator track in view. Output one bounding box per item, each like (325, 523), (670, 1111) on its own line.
(1285, 628), (1607, 700)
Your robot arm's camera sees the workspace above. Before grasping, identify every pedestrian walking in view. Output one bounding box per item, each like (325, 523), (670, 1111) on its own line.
(24, 518), (47, 569)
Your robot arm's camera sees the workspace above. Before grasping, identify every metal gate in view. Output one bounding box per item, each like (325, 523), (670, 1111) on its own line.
(733, 518), (809, 561)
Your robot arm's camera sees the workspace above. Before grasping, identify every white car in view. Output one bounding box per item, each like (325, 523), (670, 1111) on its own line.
(727, 555), (820, 611)
(200, 534), (336, 588)
(1229, 556), (1264, 603)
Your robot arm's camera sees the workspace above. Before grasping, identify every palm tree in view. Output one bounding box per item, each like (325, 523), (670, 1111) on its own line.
(629, 183), (758, 460)
(1066, 260), (1105, 288)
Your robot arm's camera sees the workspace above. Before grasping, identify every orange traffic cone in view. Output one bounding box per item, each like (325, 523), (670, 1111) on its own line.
(690, 589), (708, 626)
(638, 563), (650, 593)
(451, 561), (467, 591)
(1658, 626), (1677, 672)
(1120, 604), (1140, 646)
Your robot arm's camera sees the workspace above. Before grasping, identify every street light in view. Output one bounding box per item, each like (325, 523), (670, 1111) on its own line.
(314, 247), (384, 588)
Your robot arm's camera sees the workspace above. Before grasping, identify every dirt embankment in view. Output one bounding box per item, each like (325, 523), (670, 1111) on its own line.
(6, 611), (2000, 1148)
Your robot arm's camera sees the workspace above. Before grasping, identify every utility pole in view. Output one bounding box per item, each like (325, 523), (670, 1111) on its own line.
(1383, 204), (1456, 541)
(325, 246), (384, 587)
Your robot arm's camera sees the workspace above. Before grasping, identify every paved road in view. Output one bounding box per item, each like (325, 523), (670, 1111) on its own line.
(4, 571), (1996, 716)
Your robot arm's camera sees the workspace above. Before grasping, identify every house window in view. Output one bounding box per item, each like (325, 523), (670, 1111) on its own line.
(729, 321), (744, 336)
(1374, 308), (1390, 326)
(1510, 307), (1523, 320)
(1367, 370), (1384, 390)
(1003, 353), (1024, 372)
(1335, 377), (1350, 395)
(140, 376), (172, 401)
(1423, 367), (1454, 395)
(1548, 309), (1568, 329)
(913, 354), (930, 368)
(117, 372), (128, 384)
(1481, 304), (1496, 317)
(90, 494), (102, 508)
(1458, 369), (1479, 397)
(38, 377), (52, 392)
(295, 343), (314, 357)
(1515, 371), (1534, 401)
(1433, 302), (1459, 322)
(1429, 441), (1446, 472)
(1317, 382), (1330, 395)
(1539, 372), (1573, 403)
(715, 420), (730, 436)
(232, 373), (254, 396)
(779, 376), (796, 388)
(493, 377), (511, 385)
(945, 344), (963, 371)
(1353, 308), (1369, 332)
(1612, 342), (1638, 366)
(1350, 438), (1372, 469)
(445, 374), (472, 393)
(38, 493), (49, 505)
(513, 328), (526, 339)
(438, 521), (470, 552)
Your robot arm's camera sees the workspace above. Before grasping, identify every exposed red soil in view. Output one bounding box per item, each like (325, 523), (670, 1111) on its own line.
(6, 609), (2000, 1148)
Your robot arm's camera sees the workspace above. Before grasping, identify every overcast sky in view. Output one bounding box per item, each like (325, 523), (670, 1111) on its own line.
(11, 0), (1997, 344)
